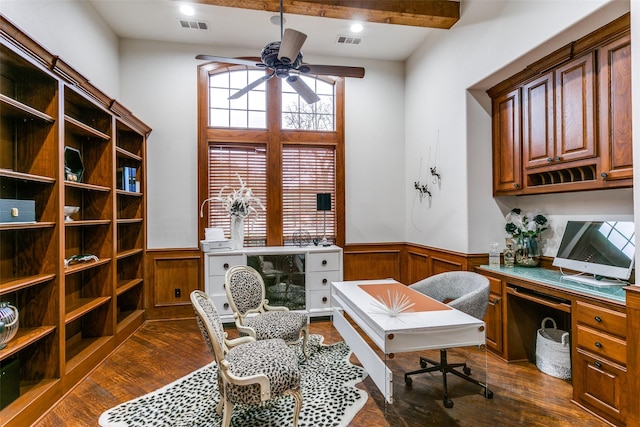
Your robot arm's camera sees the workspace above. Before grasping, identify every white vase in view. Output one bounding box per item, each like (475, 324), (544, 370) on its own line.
(231, 216), (245, 249)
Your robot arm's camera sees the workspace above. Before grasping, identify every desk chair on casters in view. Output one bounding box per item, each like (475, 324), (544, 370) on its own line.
(404, 271), (494, 408)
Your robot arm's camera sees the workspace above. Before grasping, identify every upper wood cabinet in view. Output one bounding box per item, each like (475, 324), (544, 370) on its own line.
(488, 14), (631, 196)
(492, 88), (522, 192)
(598, 33), (632, 182)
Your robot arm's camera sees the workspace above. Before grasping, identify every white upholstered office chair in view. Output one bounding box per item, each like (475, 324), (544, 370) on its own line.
(225, 265), (309, 359)
(404, 271), (494, 408)
(190, 290), (303, 427)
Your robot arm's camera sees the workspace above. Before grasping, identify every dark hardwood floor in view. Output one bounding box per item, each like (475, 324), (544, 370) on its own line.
(35, 318), (607, 426)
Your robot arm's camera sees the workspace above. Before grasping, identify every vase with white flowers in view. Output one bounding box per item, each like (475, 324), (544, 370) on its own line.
(505, 208), (548, 267)
(208, 174), (265, 249)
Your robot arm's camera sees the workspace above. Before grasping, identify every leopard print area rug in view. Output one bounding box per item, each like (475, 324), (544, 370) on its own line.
(99, 334), (368, 427)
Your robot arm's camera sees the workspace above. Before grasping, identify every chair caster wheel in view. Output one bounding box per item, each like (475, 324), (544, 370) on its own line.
(485, 389), (494, 399)
(463, 366), (471, 375)
(405, 375), (412, 386)
(444, 397), (454, 408)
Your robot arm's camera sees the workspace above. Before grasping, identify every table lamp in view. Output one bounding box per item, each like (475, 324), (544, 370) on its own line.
(316, 193), (331, 246)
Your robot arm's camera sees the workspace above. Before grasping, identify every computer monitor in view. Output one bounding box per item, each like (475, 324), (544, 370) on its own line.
(552, 220), (635, 286)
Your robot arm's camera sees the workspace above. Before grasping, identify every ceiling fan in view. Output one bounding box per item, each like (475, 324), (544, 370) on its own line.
(196, 0), (365, 104)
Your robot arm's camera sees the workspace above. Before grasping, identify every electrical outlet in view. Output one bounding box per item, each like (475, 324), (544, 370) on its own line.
(174, 288), (181, 298)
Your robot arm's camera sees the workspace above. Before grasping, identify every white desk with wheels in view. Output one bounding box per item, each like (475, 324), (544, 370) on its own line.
(331, 279), (487, 404)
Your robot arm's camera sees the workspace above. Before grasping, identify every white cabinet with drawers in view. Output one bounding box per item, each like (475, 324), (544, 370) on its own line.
(203, 245), (343, 322)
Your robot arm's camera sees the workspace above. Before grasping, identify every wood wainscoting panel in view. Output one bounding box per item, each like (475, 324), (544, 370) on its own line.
(344, 243), (488, 285)
(146, 249), (202, 320)
(343, 243), (404, 281)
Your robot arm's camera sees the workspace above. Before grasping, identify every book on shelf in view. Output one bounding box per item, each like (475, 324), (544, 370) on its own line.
(116, 166), (138, 192)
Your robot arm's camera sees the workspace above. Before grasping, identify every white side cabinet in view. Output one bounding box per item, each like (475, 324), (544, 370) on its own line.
(203, 245), (343, 322)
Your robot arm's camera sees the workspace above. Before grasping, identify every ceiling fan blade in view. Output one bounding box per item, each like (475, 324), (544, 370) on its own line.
(229, 73), (273, 100)
(299, 64), (365, 78)
(278, 29), (307, 64)
(286, 75), (320, 104)
(196, 54), (260, 67)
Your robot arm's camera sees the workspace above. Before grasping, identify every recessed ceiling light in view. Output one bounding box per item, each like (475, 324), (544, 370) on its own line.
(270, 14), (286, 26)
(350, 23), (363, 33)
(180, 5), (195, 16)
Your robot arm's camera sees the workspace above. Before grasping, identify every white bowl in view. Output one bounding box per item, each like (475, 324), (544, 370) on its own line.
(64, 206), (79, 221)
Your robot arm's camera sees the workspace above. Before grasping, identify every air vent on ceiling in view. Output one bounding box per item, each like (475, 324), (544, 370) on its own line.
(336, 35), (362, 45)
(179, 19), (209, 30)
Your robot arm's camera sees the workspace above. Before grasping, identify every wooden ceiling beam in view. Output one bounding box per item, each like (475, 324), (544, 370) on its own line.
(187, 0), (460, 29)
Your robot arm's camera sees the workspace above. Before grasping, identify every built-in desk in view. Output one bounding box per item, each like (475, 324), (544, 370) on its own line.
(477, 265), (628, 426)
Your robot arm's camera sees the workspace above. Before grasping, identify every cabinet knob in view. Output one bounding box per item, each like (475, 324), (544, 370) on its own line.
(223, 263), (229, 269)
(223, 303), (229, 310)
(547, 157), (553, 163)
(513, 183), (519, 189)
(322, 278), (328, 284)
(594, 316), (602, 323)
(493, 298), (499, 304)
(601, 172), (608, 180)
(595, 341), (603, 349)
(322, 260), (327, 266)
(594, 360), (602, 368)
(554, 156), (561, 161)
(322, 297), (328, 303)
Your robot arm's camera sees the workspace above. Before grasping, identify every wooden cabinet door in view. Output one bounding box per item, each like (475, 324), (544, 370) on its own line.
(598, 33), (632, 181)
(522, 72), (555, 169)
(554, 52), (597, 163)
(485, 293), (503, 355)
(573, 349), (627, 426)
(492, 88), (521, 194)
(483, 275), (504, 356)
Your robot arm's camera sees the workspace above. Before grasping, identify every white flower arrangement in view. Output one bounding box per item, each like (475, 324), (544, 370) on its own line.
(200, 173), (265, 220)
(369, 289), (416, 317)
(505, 208), (548, 239)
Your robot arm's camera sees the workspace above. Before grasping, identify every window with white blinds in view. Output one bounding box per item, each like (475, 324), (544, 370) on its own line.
(282, 146), (336, 245)
(207, 144), (267, 246)
(199, 62), (344, 246)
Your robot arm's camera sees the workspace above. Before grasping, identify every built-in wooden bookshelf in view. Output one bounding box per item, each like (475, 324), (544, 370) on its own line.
(0, 16), (150, 427)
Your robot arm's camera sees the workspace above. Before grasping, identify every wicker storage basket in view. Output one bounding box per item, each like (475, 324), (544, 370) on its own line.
(535, 317), (571, 379)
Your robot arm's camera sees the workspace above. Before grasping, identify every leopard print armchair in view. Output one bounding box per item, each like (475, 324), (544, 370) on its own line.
(191, 290), (303, 427)
(224, 265), (309, 359)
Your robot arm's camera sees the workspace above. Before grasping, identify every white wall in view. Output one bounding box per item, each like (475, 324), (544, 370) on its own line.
(118, 39), (406, 248)
(405, 0), (633, 255)
(0, 0), (120, 97)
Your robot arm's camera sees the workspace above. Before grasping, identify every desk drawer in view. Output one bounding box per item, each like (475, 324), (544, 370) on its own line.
(307, 251), (340, 272)
(307, 270), (340, 292)
(576, 300), (626, 338)
(207, 254), (244, 275)
(205, 275), (226, 296)
(307, 289), (331, 313)
(576, 325), (626, 365)
(210, 294), (234, 318)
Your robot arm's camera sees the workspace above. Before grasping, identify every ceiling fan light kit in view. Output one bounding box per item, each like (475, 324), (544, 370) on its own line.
(196, 1), (365, 104)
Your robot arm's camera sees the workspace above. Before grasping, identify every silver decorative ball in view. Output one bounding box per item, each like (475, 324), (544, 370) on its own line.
(0, 302), (19, 350)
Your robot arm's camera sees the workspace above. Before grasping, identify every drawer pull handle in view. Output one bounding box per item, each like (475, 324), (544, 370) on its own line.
(595, 342), (603, 349)
(223, 263), (229, 269)
(322, 297), (328, 303)
(493, 298), (499, 304)
(322, 260), (327, 266)
(594, 316), (602, 323)
(322, 278), (328, 284)
(594, 360), (602, 368)
(223, 303), (229, 310)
